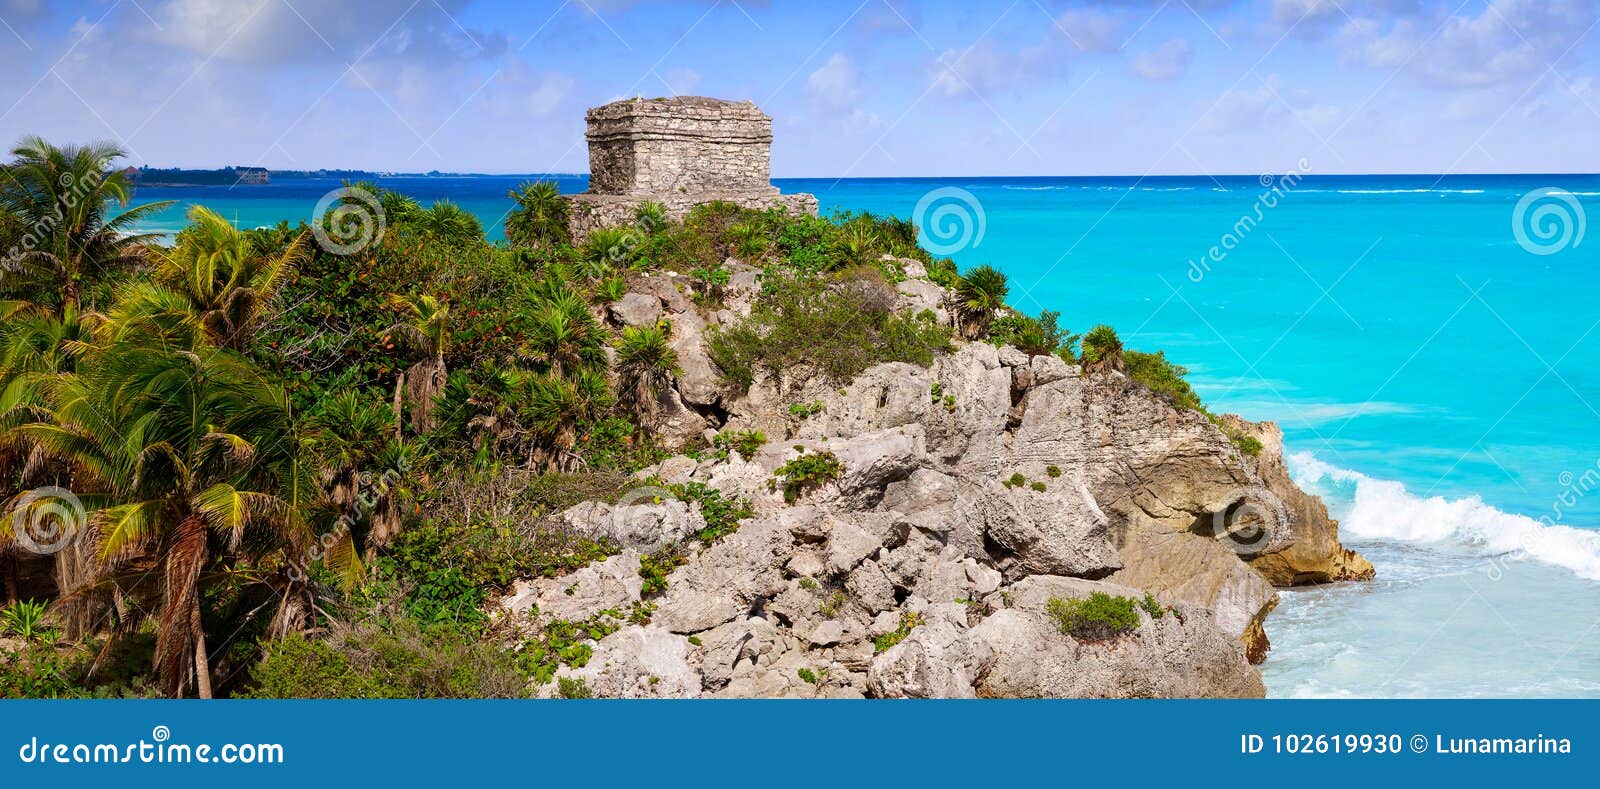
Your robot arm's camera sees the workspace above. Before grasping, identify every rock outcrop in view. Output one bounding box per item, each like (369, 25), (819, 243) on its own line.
(498, 259), (1370, 698)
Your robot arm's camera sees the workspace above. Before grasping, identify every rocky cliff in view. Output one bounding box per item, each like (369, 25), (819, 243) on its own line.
(497, 257), (1371, 698)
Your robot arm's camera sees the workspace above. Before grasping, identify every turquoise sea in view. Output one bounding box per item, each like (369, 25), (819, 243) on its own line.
(126, 173), (1600, 697)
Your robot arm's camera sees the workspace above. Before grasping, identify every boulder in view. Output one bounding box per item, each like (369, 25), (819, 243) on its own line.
(866, 619), (992, 699)
(499, 549), (642, 623)
(546, 626), (701, 698)
(655, 516), (792, 634)
(1232, 417), (1375, 584)
(608, 292), (663, 327)
(968, 576), (1265, 698)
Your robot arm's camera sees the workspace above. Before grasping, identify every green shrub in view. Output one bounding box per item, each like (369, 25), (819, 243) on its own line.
(245, 619), (530, 698)
(788, 400), (825, 418)
(515, 612), (627, 685)
(774, 450), (844, 503)
(639, 548), (686, 597)
(1030, 481), (1047, 492)
(1124, 350), (1204, 412)
(1, 599), (55, 643)
(873, 611), (924, 653)
(1045, 592), (1141, 642)
(1140, 592), (1166, 620)
(706, 272), (949, 392)
(557, 676), (593, 699)
(797, 667), (819, 685)
(1001, 472), (1027, 489)
(712, 429), (767, 462)
(1045, 465), (1062, 478)
(987, 310), (1077, 358)
(1081, 324), (1123, 372)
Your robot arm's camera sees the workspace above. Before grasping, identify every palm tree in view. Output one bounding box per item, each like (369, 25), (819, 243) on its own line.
(385, 294), (451, 435)
(524, 369), (611, 470)
(305, 390), (405, 561)
(505, 180), (569, 249)
(525, 287), (605, 377)
(613, 322), (678, 421)
(11, 342), (314, 697)
(0, 138), (172, 308)
(1080, 324), (1124, 374)
(110, 205), (306, 353)
(0, 302), (101, 629)
(952, 264), (1009, 339)
(413, 200), (482, 246)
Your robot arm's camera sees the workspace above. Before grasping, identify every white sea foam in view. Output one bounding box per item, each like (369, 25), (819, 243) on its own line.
(1289, 452), (1600, 581)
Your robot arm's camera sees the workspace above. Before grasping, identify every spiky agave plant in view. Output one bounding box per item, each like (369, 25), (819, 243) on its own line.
(952, 264), (1009, 339)
(613, 322), (679, 421)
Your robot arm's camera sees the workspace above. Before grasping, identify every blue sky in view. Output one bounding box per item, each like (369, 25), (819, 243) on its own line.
(0, 0), (1595, 175)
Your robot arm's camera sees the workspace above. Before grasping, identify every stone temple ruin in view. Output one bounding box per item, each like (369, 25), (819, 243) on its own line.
(565, 96), (817, 242)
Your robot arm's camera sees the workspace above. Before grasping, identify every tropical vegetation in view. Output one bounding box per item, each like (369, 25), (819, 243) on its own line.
(0, 138), (1220, 698)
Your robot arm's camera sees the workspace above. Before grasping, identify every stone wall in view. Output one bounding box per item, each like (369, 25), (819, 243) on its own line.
(566, 191), (819, 244)
(566, 95), (817, 244)
(587, 97), (775, 195)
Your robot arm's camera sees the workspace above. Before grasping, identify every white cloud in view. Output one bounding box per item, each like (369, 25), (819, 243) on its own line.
(1130, 38), (1193, 81)
(146, 0), (505, 65)
(931, 38), (1061, 99)
(1338, 0), (1598, 90)
(806, 52), (861, 110)
(1055, 9), (1124, 53)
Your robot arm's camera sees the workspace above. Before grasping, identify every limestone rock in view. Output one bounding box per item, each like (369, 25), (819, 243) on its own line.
(968, 576), (1265, 698)
(608, 292), (663, 327)
(866, 619), (992, 699)
(500, 549), (642, 623)
(546, 626), (701, 698)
